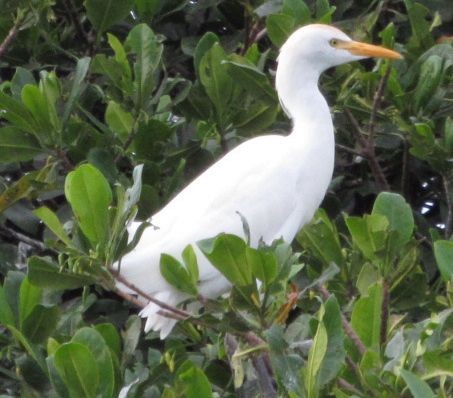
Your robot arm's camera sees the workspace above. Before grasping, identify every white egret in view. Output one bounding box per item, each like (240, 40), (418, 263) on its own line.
(117, 24), (401, 338)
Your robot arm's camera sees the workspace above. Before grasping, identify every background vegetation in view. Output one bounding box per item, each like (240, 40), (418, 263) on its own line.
(0, 0), (452, 397)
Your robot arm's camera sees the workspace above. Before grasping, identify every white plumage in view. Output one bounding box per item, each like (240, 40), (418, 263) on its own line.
(116, 24), (401, 338)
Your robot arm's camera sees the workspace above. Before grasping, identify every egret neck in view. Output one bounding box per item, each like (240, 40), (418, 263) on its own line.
(276, 54), (333, 138)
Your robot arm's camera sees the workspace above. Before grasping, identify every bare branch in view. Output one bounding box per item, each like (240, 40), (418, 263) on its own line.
(318, 286), (366, 356)
(0, 17), (21, 59)
(442, 173), (453, 238)
(345, 105), (390, 192)
(112, 271), (191, 318)
(0, 225), (47, 251)
(337, 377), (364, 397)
(368, 66), (392, 144)
(380, 278), (390, 348)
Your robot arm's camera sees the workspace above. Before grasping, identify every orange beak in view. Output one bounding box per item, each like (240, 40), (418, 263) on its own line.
(338, 41), (402, 59)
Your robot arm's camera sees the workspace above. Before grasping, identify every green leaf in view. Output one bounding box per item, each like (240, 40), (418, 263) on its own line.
(28, 256), (94, 290)
(160, 253), (198, 296)
(265, 325), (305, 395)
(133, 118), (172, 159)
(316, 0), (335, 22)
(282, 0), (310, 25)
(7, 325), (47, 373)
(318, 295), (345, 386)
(0, 90), (36, 136)
(125, 23), (163, 109)
(246, 247), (278, 287)
(122, 315), (141, 359)
(0, 285), (15, 326)
(194, 32), (219, 77)
(403, 0), (434, 50)
(178, 361), (213, 398)
(91, 54), (129, 92)
(11, 67), (36, 99)
(225, 57), (276, 103)
(3, 271), (24, 325)
(94, 323), (121, 360)
(0, 167), (54, 213)
(87, 147), (118, 182)
(65, 164), (112, 248)
(107, 33), (131, 79)
(199, 43), (233, 123)
(54, 342), (99, 398)
(198, 234), (253, 287)
(63, 57), (91, 123)
(372, 192), (414, 252)
(85, 0), (135, 36)
(414, 55), (443, 111)
(22, 304), (58, 344)
(38, 71), (61, 134)
(231, 101), (278, 134)
(266, 13), (296, 47)
(444, 117), (453, 155)
(21, 84), (55, 143)
(400, 369), (436, 398)
(305, 313), (328, 398)
(423, 351), (453, 379)
(19, 277), (42, 328)
(298, 209), (345, 267)
(47, 355), (70, 398)
(351, 282), (383, 352)
(105, 101), (134, 141)
(345, 214), (389, 260)
(0, 127), (42, 163)
(71, 327), (116, 398)
(433, 240), (453, 281)
(33, 206), (72, 246)
(356, 263), (380, 296)
(182, 245), (199, 286)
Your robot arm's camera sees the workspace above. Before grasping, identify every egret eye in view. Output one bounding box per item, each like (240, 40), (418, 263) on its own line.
(329, 39), (339, 47)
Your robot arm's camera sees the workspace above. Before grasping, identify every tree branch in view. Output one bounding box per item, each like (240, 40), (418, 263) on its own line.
(380, 278), (390, 348)
(318, 286), (366, 356)
(345, 107), (390, 192)
(0, 17), (22, 59)
(337, 377), (364, 397)
(112, 271), (191, 318)
(0, 225), (47, 251)
(442, 172), (453, 238)
(368, 66), (392, 144)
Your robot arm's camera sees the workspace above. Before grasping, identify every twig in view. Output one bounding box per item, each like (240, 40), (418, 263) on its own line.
(112, 271), (191, 318)
(244, 332), (273, 376)
(62, 0), (91, 45)
(254, 28), (267, 43)
(400, 139), (409, 195)
(0, 225), (46, 251)
(0, 17), (22, 59)
(113, 285), (147, 308)
(345, 356), (379, 398)
(380, 278), (390, 348)
(442, 172), (453, 238)
(345, 108), (368, 148)
(114, 117), (141, 164)
(55, 148), (74, 171)
(337, 377), (364, 397)
(318, 286), (366, 356)
(336, 143), (363, 157)
(368, 66), (392, 144)
(345, 107), (390, 192)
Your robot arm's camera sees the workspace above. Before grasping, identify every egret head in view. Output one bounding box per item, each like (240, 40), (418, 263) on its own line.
(276, 24), (401, 120)
(278, 24), (401, 74)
